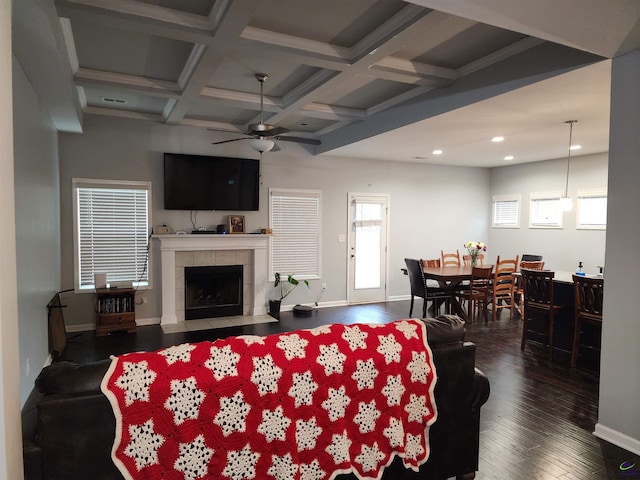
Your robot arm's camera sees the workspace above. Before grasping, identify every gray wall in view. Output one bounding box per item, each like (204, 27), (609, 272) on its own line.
(596, 49), (640, 454)
(489, 152), (608, 273)
(58, 115), (490, 328)
(13, 57), (60, 405)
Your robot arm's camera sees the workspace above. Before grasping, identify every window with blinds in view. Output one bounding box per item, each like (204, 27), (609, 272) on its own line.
(73, 179), (151, 290)
(529, 192), (563, 228)
(269, 188), (321, 280)
(492, 194), (520, 228)
(577, 188), (607, 230)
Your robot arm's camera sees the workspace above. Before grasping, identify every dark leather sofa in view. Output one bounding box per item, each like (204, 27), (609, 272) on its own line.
(23, 315), (490, 480)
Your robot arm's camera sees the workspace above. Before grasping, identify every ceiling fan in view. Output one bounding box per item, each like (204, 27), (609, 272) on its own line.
(210, 73), (321, 153)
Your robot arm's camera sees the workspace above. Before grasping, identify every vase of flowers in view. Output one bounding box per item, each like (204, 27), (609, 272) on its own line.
(464, 241), (487, 267)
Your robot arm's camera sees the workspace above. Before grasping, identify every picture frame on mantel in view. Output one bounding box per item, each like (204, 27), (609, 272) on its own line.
(228, 215), (245, 234)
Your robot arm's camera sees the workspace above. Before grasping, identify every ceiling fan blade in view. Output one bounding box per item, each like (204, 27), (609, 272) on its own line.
(211, 138), (249, 145)
(207, 127), (249, 135)
(268, 126), (289, 136)
(275, 135), (321, 145)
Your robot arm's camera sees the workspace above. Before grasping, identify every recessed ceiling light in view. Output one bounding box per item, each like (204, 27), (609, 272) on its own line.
(299, 122), (309, 126)
(504, 155), (514, 161)
(570, 144), (582, 150)
(432, 149), (443, 155)
(492, 136), (505, 142)
(412, 156), (428, 159)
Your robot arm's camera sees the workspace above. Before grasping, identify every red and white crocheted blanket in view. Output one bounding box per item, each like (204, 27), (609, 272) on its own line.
(101, 319), (437, 480)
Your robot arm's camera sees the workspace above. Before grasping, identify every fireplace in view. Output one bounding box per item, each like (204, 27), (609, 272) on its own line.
(184, 265), (243, 320)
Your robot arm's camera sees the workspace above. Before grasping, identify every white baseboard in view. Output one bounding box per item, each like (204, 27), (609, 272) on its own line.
(594, 423), (640, 456)
(388, 295), (410, 302)
(137, 316), (160, 326)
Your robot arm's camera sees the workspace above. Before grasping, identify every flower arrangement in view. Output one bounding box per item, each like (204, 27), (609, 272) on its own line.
(464, 241), (487, 266)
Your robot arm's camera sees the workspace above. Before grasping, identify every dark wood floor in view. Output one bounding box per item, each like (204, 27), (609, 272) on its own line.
(60, 301), (638, 480)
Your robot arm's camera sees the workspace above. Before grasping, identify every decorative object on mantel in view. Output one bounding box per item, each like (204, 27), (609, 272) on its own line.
(269, 273), (310, 319)
(228, 215), (245, 233)
(464, 241), (487, 267)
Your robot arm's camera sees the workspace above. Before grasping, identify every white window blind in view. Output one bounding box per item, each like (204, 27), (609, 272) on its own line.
(577, 189), (607, 230)
(492, 194), (520, 228)
(269, 189), (321, 279)
(529, 192), (563, 228)
(74, 179), (151, 290)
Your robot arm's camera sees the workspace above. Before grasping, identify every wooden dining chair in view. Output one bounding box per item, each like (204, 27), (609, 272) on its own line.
(571, 275), (604, 368)
(515, 260), (545, 316)
(520, 269), (567, 358)
(441, 250), (461, 267)
(487, 255), (519, 321)
(459, 265), (493, 321)
(421, 258), (441, 268)
(404, 258), (450, 318)
(463, 254), (484, 266)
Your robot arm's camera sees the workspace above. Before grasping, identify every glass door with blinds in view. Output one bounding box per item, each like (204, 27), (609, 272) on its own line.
(347, 193), (389, 304)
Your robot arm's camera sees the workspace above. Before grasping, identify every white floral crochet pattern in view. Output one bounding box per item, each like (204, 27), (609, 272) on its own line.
(296, 417), (323, 451)
(251, 354), (282, 395)
(351, 358), (378, 390)
(383, 417), (404, 448)
(407, 350), (430, 384)
(115, 361), (157, 406)
(215, 390), (251, 436)
(395, 320), (419, 339)
(376, 334), (403, 364)
(342, 325), (368, 351)
(321, 385), (351, 421)
(268, 453), (297, 480)
(276, 333), (309, 360)
(288, 371), (318, 407)
(356, 442), (385, 472)
(257, 405), (291, 442)
(164, 377), (205, 425)
(124, 419), (164, 470)
(325, 432), (352, 464)
(354, 400), (381, 433)
(159, 343), (196, 365)
(222, 444), (260, 480)
(381, 374), (406, 407)
(173, 435), (213, 480)
(205, 344), (240, 380)
(317, 343), (346, 375)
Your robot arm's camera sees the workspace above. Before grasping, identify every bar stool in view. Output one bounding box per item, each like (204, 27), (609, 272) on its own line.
(571, 275), (604, 368)
(520, 269), (567, 358)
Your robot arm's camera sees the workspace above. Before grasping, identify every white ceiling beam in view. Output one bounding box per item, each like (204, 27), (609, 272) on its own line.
(374, 57), (458, 81)
(199, 87), (282, 112)
(74, 68), (181, 97)
(84, 105), (162, 121)
(457, 36), (545, 77)
(302, 103), (366, 121)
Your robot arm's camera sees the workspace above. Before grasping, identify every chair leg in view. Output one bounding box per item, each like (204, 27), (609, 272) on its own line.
(521, 315), (528, 351)
(409, 296), (414, 317)
(571, 319), (580, 368)
(422, 298), (427, 318)
(548, 312), (554, 360)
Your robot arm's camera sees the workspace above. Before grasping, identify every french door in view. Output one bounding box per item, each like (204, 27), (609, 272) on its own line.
(347, 193), (389, 304)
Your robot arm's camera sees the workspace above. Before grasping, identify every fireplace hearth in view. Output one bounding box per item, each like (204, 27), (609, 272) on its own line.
(184, 265), (243, 320)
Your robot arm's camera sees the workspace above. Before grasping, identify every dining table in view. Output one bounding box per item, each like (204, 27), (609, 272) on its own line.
(422, 264), (476, 322)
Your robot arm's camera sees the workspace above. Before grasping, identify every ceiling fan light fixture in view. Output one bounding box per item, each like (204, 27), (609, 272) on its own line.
(250, 137), (275, 153)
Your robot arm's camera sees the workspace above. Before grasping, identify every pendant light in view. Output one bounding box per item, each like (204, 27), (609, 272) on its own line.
(559, 120), (577, 211)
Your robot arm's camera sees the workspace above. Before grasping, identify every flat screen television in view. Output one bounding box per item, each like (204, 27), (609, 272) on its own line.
(164, 153), (259, 211)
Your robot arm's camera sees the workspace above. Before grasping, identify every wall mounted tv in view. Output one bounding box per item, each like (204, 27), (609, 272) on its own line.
(164, 153), (259, 211)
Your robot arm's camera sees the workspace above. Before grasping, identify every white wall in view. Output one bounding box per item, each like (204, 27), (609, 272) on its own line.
(595, 48), (640, 455)
(489, 152), (608, 273)
(1, 0), (23, 476)
(13, 57), (60, 405)
(58, 115), (490, 327)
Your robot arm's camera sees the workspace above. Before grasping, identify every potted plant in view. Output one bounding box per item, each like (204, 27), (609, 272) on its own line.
(269, 273), (310, 319)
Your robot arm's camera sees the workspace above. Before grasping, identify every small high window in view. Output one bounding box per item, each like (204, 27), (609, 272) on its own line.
(492, 194), (520, 228)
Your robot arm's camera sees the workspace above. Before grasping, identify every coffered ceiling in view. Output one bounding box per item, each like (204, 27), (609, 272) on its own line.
(13, 1), (640, 166)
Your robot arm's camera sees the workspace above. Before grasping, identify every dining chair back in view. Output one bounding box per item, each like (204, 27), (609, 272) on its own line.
(515, 261), (545, 316)
(520, 269), (568, 358)
(459, 265), (493, 321)
(421, 258), (441, 269)
(571, 275), (604, 368)
(488, 255), (519, 321)
(463, 254), (485, 266)
(404, 258), (450, 318)
(521, 254), (543, 262)
(441, 250), (461, 267)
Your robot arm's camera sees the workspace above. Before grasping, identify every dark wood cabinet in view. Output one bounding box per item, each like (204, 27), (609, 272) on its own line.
(95, 288), (136, 336)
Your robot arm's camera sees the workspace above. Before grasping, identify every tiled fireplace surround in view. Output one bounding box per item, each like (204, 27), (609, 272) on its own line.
(155, 235), (270, 325)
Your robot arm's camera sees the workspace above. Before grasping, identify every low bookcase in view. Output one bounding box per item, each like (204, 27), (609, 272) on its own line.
(95, 288), (136, 336)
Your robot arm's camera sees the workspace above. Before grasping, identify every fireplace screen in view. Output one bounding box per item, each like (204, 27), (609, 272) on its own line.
(184, 265), (243, 319)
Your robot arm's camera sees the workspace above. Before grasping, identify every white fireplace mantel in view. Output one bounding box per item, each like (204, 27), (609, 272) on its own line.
(154, 234), (271, 325)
